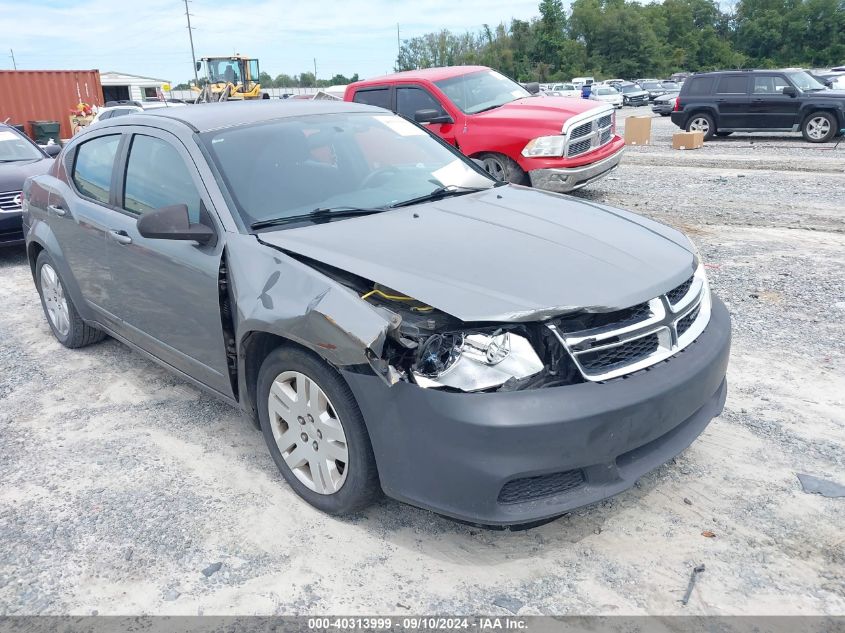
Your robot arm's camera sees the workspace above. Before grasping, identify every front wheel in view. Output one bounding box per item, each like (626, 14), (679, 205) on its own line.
(478, 153), (528, 185)
(686, 113), (715, 140)
(257, 346), (381, 515)
(802, 111), (837, 143)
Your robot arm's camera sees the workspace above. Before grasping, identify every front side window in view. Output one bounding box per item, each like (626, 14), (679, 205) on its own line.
(753, 76), (790, 94)
(435, 70), (530, 114)
(123, 135), (201, 222)
(201, 112), (495, 228)
(396, 87), (446, 120)
(352, 87), (391, 109)
(72, 135), (121, 204)
(717, 76), (749, 94)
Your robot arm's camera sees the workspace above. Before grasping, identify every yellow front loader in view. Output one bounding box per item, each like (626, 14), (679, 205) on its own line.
(194, 55), (270, 102)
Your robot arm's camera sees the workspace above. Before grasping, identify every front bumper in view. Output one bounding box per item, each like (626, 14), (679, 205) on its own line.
(343, 296), (731, 527)
(0, 211), (24, 248)
(652, 104), (674, 115)
(528, 147), (624, 193)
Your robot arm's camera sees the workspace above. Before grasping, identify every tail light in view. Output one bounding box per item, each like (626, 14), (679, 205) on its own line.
(673, 96), (680, 112)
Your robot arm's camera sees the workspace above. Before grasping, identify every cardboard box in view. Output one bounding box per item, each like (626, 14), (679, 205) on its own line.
(624, 116), (652, 146)
(672, 130), (704, 150)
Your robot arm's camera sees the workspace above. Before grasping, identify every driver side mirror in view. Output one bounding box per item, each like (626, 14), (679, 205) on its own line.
(414, 109), (453, 125)
(196, 61), (202, 72)
(782, 86), (797, 97)
(43, 144), (61, 158)
(137, 204), (214, 244)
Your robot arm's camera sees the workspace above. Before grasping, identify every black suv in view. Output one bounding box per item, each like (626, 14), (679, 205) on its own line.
(671, 69), (845, 142)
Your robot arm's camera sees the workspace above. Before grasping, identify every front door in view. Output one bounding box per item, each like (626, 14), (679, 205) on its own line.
(713, 75), (751, 128)
(749, 74), (802, 129)
(99, 129), (233, 396)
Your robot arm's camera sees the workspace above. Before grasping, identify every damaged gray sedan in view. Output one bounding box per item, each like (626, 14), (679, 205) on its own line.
(23, 101), (731, 526)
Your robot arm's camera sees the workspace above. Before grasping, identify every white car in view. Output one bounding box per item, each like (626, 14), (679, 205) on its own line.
(589, 86), (623, 108)
(550, 83), (581, 98)
(91, 101), (186, 125)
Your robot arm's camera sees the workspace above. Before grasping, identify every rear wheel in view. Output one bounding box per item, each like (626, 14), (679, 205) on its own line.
(257, 346), (381, 515)
(686, 113), (715, 140)
(478, 153), (528, 185)
(35, 251), (106, 349)
(802, 111), (837, 143)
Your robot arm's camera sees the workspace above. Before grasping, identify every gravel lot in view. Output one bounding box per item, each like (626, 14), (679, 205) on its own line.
(1, 109), (843, 616)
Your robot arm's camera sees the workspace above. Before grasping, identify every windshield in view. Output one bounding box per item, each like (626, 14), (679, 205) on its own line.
(207, 59), (243, 85)
(661, 81), (679, 90)
(0, 129), (43, 162)
(435, 70), (530, 114)
(787, 71), (825, 91)
(621, 84), (642, 93)
(202, 113), (496, 228)
(641, 81), (661, 89)
(595, 88), (616, 95)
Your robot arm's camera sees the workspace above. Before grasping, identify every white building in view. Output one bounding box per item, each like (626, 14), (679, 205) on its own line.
(100, 71), (169, 104)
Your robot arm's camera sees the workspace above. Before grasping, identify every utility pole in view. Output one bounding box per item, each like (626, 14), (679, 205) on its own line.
(10, 49), (16, 70)
(313, 58), (317, 83)
(397, 24), (400, 56)
(184, 0), (199, 86)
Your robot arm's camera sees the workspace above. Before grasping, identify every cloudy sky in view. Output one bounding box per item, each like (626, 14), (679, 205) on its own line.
(2, 0), (542, 83)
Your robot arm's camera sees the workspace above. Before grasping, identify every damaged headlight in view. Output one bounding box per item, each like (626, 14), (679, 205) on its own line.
(412, 331), (543, 392)
(522, 135), (566, 157)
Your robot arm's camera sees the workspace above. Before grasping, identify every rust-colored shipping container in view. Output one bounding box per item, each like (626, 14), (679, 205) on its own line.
(0, 70), (103, 140)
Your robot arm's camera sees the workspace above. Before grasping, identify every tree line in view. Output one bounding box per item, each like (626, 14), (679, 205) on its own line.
(396, 0), (844, 82)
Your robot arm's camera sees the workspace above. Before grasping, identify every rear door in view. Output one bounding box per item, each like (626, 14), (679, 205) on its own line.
(97, 127), (233, 396)
(714, 75), (751, 128)
(749, 74), (801, 129)
(49, 132), (123, 316)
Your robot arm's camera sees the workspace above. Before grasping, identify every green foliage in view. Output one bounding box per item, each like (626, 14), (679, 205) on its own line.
(393, 0), (842, 81)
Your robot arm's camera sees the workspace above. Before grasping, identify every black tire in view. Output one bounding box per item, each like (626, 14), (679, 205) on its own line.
(623, 97), (629, 106)
(478, 152), (528, 185)
(715, 131), (733, 137)
(660, 113), (670, 117)
(801, 111), (837, 143)
(685, 112), (716, 140)
(35, 250), (106, 349)
(257, 345), (381, 515)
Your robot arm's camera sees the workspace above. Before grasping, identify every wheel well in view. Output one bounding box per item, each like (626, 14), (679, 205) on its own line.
(802, 108), (839, 125)
(27, 241), (44, 279)
(240, 331), (315, 425)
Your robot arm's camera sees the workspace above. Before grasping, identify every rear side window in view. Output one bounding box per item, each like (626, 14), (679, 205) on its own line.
(396, 87), (446, 120)
(72, 135), (121, 205)
(123, 135), (201, 222)
(686, 77), (715, 95)
(717, 76), (749, 94)
(352, 88), (391, 110)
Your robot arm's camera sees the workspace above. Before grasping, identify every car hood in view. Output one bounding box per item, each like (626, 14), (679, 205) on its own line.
(257, 186), (696, 323)
(810, 89), (845, 100)
(474, 96), (605, 124)
(0, 158), (53, 193)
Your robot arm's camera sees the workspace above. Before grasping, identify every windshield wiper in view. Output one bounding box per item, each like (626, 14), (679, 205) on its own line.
(390, 185), (495, 209)
(250, 206), (387, 230)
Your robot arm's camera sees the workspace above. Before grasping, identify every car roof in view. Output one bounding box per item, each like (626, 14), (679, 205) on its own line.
(114, 99), (388, 133)
(353, 65), (491, 84)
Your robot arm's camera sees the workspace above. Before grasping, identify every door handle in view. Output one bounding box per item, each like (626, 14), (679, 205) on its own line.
(108, 230), (132, 245)
(47, 204), (66, 217)
(715, 98), (727, 103)
(752, 98), (764, 102)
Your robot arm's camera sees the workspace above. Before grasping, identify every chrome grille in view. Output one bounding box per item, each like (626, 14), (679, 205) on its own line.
(563, 107), (615, 158)
(548, 264), (711, 381)
(0, 190), (22, 213)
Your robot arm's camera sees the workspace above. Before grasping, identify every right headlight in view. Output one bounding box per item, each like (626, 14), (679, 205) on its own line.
(412, 330), (543, 392)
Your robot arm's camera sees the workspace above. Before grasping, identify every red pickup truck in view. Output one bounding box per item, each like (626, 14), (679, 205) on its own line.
(344, 66), (625, 193)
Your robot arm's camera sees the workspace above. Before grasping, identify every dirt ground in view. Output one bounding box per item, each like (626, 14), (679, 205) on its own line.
(0, 110), (843, 616)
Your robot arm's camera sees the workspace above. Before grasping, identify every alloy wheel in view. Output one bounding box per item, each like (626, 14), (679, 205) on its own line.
(40, 264), (70, 337)
(806, 116), (831, 141)
(689, 117), (711, 135)
(481, 156), (506, 181)
(267, 370), (349, 494)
